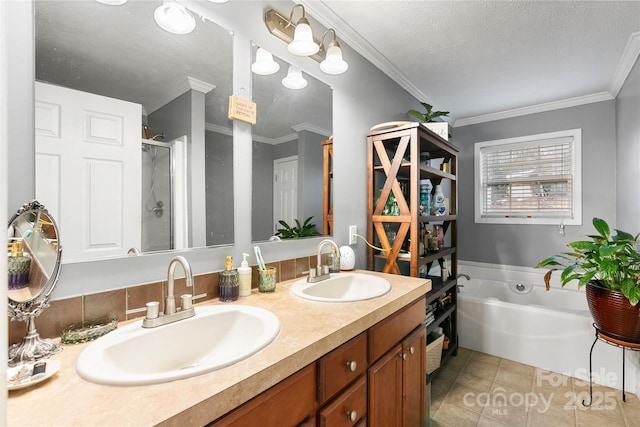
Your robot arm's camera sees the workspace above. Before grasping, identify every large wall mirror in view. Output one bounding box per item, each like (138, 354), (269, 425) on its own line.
(251, 46), (333, 242)
(34, 0), (233, 263)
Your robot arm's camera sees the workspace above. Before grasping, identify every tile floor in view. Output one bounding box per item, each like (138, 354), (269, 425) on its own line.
(430, 348), (640, 427)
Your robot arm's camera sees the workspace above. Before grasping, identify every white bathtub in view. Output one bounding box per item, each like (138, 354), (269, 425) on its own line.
(457, 268), (639, 393)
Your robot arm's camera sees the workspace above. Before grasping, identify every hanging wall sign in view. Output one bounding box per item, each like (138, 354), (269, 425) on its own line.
(228, 95), (257, 125)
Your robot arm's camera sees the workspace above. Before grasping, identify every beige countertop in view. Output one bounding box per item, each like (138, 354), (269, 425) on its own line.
(8, 270), (431, 426)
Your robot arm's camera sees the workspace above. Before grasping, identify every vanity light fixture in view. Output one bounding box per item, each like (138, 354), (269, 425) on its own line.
(264, 5), (319, 57)
(264, 7), (348, 75)
(154, 0), (196, 35)
(251, 48), (280, 76)
(286, 5), (319, 56)
(319, 29), (348, 75)
(282, 65), (308, 89)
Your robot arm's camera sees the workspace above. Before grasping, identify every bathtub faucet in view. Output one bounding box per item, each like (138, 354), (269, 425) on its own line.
(456, 273), (470, 293)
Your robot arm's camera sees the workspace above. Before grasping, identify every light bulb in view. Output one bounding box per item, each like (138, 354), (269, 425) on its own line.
(154, 1), (196, 35)
(252, 48), (280, 75)
(320, 43), (348, 74)
(287, 18), (319, 56)
(282, 66), (307, 89)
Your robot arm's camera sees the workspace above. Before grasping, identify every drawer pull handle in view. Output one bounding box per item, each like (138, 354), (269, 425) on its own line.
(347, 410), (357, 422)
(401, 353), (407, 361)
(409, 346), (415, 354)
(346, 360), (357, 372)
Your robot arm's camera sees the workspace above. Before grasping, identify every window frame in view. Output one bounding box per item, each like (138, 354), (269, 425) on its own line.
(474, 129), (582, 225)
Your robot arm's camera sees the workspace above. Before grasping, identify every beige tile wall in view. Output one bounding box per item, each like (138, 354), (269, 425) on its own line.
(8, 255), (319, 346)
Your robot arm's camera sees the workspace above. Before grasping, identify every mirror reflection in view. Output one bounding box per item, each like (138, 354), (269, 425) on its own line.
(8, 205), (60, 303)
(251, 46), (333, 242)
(34, 0), (233, 262)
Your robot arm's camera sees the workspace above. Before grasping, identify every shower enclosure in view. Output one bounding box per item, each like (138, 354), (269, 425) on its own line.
(141, 141), (173, 252)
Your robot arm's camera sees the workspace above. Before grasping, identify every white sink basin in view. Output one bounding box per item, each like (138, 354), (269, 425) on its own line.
(290, 273), (391, 302)
(76, 305), (280, 386)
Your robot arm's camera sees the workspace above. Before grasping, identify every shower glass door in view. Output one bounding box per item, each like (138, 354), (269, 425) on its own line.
(141, 141), (173, 252)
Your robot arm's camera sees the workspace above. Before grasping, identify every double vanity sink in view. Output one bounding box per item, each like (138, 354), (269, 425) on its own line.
(8, 270), (429, 426)
(76, 272), (391, 386)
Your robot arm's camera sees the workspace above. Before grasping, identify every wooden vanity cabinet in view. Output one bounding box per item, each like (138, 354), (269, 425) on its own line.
(368, 297), (427, 427)
(209, 297), (426, 427)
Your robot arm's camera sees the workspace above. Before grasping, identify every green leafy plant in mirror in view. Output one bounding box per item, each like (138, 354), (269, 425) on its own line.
(536, 217), (640, 305)
(275, 216), (320, 239)
(408, 102), (450, 122)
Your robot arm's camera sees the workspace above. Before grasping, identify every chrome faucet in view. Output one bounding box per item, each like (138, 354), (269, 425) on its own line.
(308, 239), (340, 283)
(142, 256), (195, 328)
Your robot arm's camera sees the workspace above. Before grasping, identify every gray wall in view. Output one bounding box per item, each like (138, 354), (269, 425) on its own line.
(453, 100), (617, 268)
(616, 56), (640, 233)
(297, 130), (324, 228)
(252, 140), (275, 241)
(206, 130), (234, 246)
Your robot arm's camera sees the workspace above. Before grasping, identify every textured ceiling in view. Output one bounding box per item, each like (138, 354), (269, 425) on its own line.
(302, 0), (640, 124)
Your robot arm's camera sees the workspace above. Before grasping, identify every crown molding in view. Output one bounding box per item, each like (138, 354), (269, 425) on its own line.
(205, 122), (232, 136)
(187, 76), (216, 94)
(291, 122), (331, 137)
(608, 31), (640, 98)
(454, 92), (614, 127)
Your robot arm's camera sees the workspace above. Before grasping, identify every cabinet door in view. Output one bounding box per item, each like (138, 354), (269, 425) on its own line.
(402, 326), (426, 427)
(367, 344), (402, 427)
(210, 364), (316, 427)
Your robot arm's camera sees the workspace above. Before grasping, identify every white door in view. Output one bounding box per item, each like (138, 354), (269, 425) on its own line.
(273, 156), (298, 233)
(35, 82), (141, 262)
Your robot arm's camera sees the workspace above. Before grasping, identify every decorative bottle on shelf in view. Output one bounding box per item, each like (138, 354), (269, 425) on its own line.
(219, 256), (239, 302)
(8, 240), (30, 290)
(431, 184), (446, 216)
(420, 180), (431, 216)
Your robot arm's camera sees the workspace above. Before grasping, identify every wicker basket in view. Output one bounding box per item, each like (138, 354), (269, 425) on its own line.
(426, 332), (445, 374)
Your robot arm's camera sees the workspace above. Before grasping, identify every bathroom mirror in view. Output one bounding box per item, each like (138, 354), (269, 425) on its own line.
(251, 47), (333, 242)
(7, 200), (63, 366)
(34, 0), (233, 261)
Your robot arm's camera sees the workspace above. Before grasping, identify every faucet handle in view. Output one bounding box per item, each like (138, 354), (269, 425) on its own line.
(145, 301), (160, 319)
(180, 294), (193, 311)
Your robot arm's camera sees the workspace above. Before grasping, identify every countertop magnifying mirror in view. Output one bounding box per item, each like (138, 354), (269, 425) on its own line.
(251, 45), (333, 242)
(7, 200), (63, 366)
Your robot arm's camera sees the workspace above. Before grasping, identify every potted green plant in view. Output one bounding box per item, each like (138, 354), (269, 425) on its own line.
(537, 217), (640, 342)
(275, 216), (320, 239)
(408, 102), (450, 140)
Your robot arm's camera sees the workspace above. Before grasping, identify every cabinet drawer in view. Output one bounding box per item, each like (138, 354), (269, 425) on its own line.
(318, 332), (367, 404)
(368, 297), (426, 362)
(318, 376), (367, 427)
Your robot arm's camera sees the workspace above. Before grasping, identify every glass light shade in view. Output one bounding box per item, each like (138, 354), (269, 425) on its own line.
(251, 48), (280, 75)
(282, 66), (308, 89)
(320, 44), (348, 75)
(154, 1), (196, 35)
(96, 0), (128, 4)
(287, 18), (319, 56)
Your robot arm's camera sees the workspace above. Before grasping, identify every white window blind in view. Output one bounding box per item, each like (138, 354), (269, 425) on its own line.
(474, 129), (582, 225)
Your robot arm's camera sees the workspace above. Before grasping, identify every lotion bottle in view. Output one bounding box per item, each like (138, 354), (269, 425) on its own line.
(238, 253), (252, 297)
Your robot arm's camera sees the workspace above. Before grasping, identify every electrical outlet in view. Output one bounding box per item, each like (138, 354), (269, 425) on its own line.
(348, 225), (357, 245)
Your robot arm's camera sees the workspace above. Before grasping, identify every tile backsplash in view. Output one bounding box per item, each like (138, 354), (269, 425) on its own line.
(8, 255), (318, 346)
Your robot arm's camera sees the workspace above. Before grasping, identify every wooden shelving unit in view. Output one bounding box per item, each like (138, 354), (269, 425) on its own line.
(366, 122), (459, 369)
(322, 138), (333, 236)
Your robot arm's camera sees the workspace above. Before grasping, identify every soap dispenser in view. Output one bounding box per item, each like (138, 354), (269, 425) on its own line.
(238, 253), (252, 297)
(219, 256), (239, 302)
(8, 240), (31, 290)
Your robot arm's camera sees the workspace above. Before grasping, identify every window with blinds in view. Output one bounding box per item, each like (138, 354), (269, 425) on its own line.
(474, 129), (582, 225)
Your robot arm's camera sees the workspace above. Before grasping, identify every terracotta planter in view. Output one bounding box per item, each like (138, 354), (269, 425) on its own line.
(586, 282), (640, 343)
